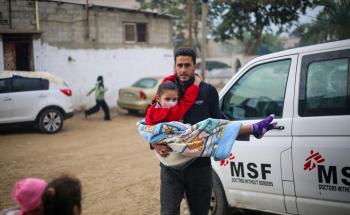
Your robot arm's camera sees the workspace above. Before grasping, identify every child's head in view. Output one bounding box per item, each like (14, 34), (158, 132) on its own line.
(156, 81), (179, 108)
(42, 175), (82, 215)
(12, 178), (47, 214)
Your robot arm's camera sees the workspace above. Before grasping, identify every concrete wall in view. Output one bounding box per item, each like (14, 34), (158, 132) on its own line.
(32, 39), (174, 109)
(0, 0), (36, 32)
(37, 1), (172, 48)
(0, 1), (173, 48)
(0, 1), (175, 109)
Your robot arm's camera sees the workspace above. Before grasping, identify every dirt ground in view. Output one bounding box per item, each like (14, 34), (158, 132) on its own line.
(0, 109), (268, 215)
(0, 109), (163, 215)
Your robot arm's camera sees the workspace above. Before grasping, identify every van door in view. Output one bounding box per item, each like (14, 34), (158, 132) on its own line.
(0, 78), (13, 123)
(293, 49), (350, 215)
(214, 55), (298, 214)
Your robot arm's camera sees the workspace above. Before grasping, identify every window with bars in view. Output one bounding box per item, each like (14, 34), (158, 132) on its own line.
(124, 23), (147, 43)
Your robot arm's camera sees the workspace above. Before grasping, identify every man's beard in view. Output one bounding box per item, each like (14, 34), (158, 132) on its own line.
(175, 75), (195, 98)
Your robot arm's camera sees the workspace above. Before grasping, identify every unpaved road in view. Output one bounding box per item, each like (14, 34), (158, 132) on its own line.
(0, 110), (162, 215)
(0, 110), (267, 215)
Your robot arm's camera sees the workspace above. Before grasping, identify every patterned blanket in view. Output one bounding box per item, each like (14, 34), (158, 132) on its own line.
(137, 118), (241, 167)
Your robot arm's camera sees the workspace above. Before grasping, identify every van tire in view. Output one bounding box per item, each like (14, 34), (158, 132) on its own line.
(212, 171), (230, 215)
(38, 108), (64, 134)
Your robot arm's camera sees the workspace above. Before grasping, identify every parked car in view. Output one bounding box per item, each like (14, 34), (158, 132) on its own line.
(196, 60), (233, 78)
(210, 39), (350, 215)
(195, 60), (234, 91)
(0, 71), (74, 133)
(117, 77), (163, 114)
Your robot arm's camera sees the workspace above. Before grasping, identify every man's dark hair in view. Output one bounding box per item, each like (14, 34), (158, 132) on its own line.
(157, 81), (178, 96)
(42, 175), (82, 215)
(174, 47), (196, 64)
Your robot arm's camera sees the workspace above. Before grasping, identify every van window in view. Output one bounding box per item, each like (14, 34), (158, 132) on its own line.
(0, 78), (12, 93)
(12, 76), (49, 92)
(300, 58), (349, 116)
(222, 59), (290, 120)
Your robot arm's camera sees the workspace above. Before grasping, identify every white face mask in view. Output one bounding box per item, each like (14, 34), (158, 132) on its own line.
(161, 101), (177, 108)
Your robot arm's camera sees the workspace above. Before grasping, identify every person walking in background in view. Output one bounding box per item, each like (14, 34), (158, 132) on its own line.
(85, 76), (111, 121)
(0, 178), (47, 215)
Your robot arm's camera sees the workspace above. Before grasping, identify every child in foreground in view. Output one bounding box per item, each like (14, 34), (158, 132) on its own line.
(146, 80), (276, 139)
(0, 178), (47, 215)
(138, 78), (277, 167)
(42, 175), (82, 215)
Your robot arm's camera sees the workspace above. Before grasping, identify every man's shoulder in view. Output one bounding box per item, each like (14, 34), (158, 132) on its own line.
(199, 82), (218, 93)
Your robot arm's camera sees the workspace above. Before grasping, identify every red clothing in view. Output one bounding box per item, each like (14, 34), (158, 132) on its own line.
(145, 75), (199, 125)
(162, 73), (177, 83)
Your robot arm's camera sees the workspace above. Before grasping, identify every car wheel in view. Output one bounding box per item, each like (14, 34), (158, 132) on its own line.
(127, 109), (139, 115)
(38, 108), (64, 134)
(211, 171), (230, 215)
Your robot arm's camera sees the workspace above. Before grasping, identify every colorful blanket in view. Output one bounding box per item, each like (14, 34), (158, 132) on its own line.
(137, 118), (241, 167)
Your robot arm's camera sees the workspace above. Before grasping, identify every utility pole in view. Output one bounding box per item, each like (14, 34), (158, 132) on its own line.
(85, 0), (90, 39)
(200, 0), (208, 80)
(187, 0), (193, 47)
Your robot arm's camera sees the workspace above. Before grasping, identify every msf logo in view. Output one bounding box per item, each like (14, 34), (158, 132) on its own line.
(304, 150), (350, 186)
(304, 150), (325, 171)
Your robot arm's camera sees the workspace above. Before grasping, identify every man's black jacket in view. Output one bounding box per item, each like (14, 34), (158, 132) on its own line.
(175, 78), (220, 167)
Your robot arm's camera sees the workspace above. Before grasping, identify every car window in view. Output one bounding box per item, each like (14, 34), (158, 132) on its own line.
(132, 78), (158, 88)
(0, 78), (12, 93)
(196, 61), (231, 71)
(222, 59), (291, 120)
(301, 58), (349, 116)
(12, 76), (49, 92)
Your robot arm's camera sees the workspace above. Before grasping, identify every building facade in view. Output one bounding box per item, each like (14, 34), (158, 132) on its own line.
(0, 0), (175, 108)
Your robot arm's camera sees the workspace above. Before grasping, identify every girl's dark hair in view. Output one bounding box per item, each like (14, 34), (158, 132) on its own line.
(42, 175), (82, 215)
(157, 81), (178, 96)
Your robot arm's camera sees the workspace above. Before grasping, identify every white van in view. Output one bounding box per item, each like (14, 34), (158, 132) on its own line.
(211, 40), (350, 215)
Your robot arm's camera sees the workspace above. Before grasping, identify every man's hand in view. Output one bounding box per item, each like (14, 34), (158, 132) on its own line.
(194, 74), (202, 86)
(153, 144), (173, 157)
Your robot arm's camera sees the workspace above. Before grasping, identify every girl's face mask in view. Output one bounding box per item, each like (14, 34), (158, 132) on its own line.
(161, 101), (177, 108)
(157, 90), (178, 109)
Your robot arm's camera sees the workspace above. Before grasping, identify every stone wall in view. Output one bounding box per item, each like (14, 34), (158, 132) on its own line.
(0, 0), (174, 108)
(0, 0), (173, 48)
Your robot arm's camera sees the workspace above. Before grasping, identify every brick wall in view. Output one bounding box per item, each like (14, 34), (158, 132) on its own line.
(0, 0), (173, 48)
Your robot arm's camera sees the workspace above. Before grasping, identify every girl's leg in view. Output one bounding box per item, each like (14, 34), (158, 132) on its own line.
(238, 115), (277, 138)
(239, 124), (252, 136)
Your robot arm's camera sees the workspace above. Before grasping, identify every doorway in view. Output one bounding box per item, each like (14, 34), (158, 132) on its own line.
(2, 34), (33, 71)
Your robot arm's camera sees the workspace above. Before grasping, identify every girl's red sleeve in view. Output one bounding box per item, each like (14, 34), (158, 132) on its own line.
(162, 74), (176, 83)
(145, 84), (199, 125)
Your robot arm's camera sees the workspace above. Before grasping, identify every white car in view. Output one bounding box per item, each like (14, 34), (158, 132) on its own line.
(211, 39), (350, 215)
(0, 71), (74, 133)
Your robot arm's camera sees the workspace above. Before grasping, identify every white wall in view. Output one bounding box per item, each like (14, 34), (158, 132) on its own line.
(32, 39), (174, 110)
(0, 39), (4, 70)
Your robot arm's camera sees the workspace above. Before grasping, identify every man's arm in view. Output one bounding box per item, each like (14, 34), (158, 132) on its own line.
(145, 85), (199, 125)
(162, 74), (177, 83)
(153, 144), (172, 157)
(164, 84), (199, 122)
